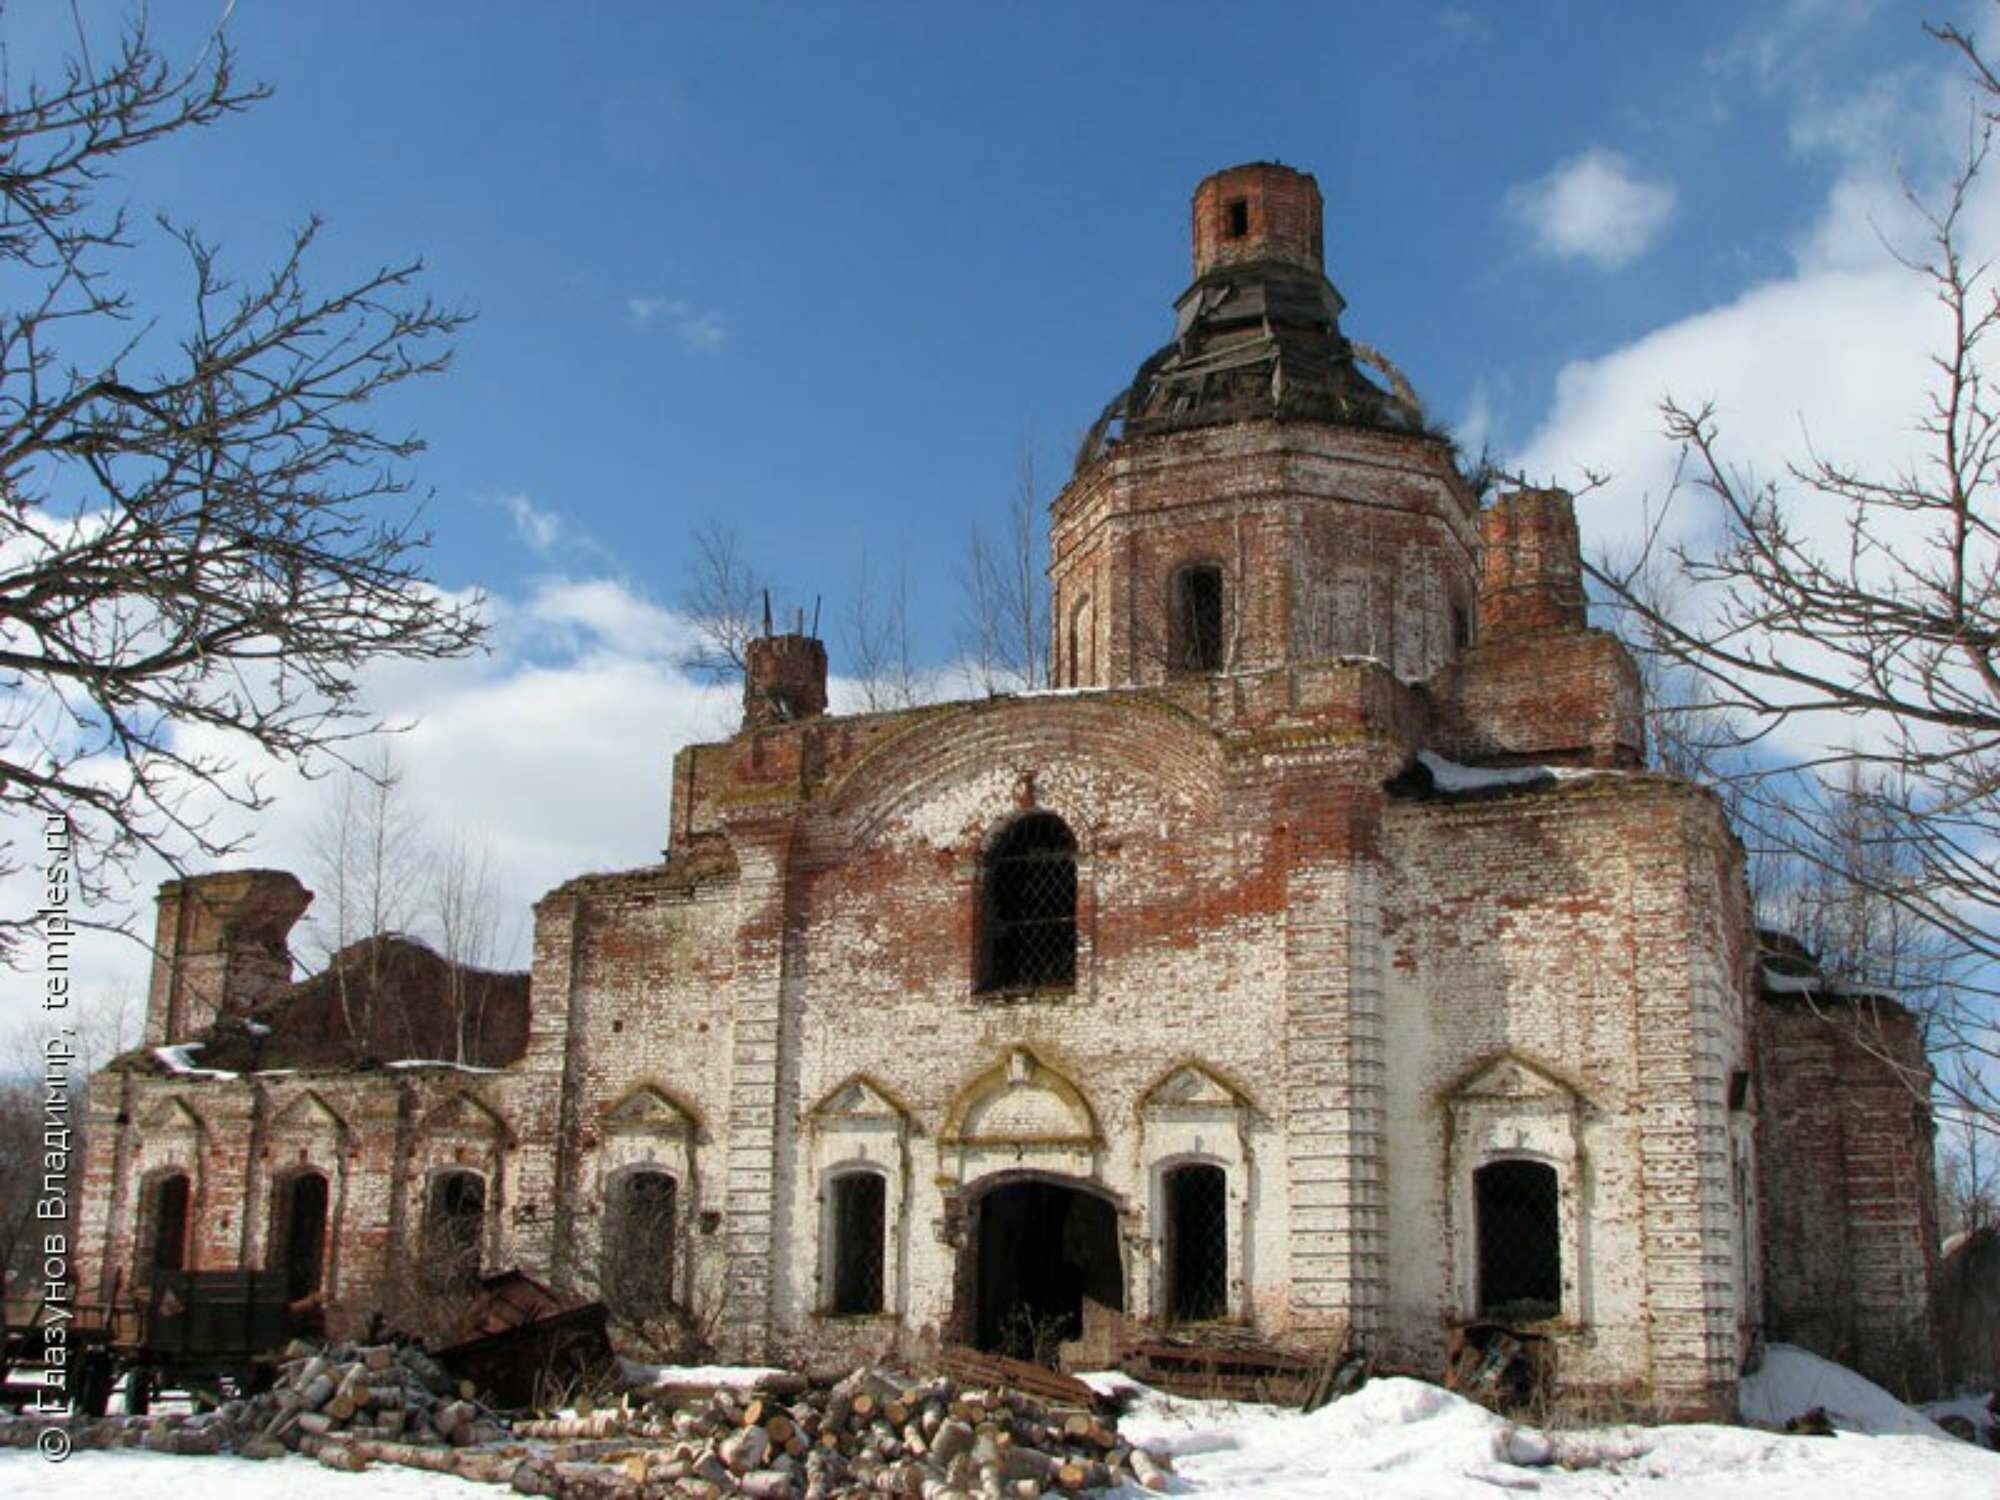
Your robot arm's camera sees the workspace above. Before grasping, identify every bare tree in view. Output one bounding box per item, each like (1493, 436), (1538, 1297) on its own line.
(959, 444), (1048, 693)
(1585, 15), (2000, 1127)
(678, 518), (770, 682)
(0, 17), (480, 962)
(305, 746), (428, 1055)
(429, 824), (506, 1063)
(841, 552), (919, 711)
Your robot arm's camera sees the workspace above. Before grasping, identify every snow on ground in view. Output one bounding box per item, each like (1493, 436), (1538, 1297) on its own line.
(0, 1449), (472, 1498)
(1737, 1343), (1950, 1438)
(1096, 1371), (1998, 1500)
(7, 1363), (1996, 1499)
(616, 1359), (791, 1388)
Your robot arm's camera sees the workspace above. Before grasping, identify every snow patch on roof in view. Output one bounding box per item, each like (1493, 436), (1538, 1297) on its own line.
(150, 1044), (237, 1081)
(385, 1059), (502, 1074)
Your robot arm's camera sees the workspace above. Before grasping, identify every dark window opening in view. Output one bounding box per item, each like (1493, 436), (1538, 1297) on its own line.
(270, 1172), (329, 1299)
(605, 1171), (677, 1316)
(1173, 565), (1225, 673)
(979, 813), (1077, 991)
(1451, 604), (1472, 652)
(829, 1172), (886, 1314)
(1224, 198), (1249, 238)
(148, 1173), (191, 1273)
(1475, 1160), (1560, 1320)
(973, 1180), (1123, 1359)
(1164, 1164), (1228, 1322)
(424, 1170), (486, 1290)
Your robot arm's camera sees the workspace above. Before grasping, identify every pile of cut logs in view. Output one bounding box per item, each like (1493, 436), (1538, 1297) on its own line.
(1, 1352), (1179, 1497)
(504, 1364), (1175, 1498)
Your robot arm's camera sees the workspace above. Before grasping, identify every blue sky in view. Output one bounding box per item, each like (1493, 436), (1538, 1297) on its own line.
(4, 1), (1957, 647)
(3, 0), (1991, 991)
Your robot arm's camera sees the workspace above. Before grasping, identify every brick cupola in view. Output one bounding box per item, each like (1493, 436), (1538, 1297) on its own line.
(1048, 162), (1480, 692)
(1191, 162), (1326, 277)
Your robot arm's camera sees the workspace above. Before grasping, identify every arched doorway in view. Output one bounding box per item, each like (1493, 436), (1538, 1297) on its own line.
(966, 1177), (1123, 1359)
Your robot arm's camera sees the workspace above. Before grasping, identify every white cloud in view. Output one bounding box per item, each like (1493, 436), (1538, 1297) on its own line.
(1511, 48), (2000, 767)
(627, 295), (728, 352)
(1505, 149), (1678, 271)
(1439, 7), (1491, 45)
(497, 492), (562, 554)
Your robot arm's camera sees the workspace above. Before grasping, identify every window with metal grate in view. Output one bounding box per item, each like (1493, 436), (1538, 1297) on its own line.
(830, 1172), (886, 1314)
(979, 813), (1077, 991)
(1164, 1163), (1229, 1322)
(1474, 1159), (1561, 1320)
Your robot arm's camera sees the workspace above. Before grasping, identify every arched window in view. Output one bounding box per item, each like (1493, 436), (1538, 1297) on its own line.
(423, 1170), (486, 1290)
(1474, 1160), (1560, 1320)
(979, 813), (1077, 991)
(1162, 1164), (1228, 1322)
(828, 1171), (886, 1315)
(270, 1170), (330, 1298)
(1172, 564), (1225, 673)
(604, 1170), (677, 1316)
(145, 1172), (191, 1275)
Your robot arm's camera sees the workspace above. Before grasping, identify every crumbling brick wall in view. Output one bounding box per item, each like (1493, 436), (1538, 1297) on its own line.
(1757, 991), (1940, 1393)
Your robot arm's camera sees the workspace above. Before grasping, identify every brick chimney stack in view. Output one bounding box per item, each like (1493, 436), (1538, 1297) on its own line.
(145, 869), (311, 1045)
(1191, 162), (1325, 278)
(1478, 487), (1588, 640)
(743, 632), (828, 729)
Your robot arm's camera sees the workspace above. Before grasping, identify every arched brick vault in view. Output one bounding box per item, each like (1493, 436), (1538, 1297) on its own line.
(783, 695), (1254, 987)
(815, 693), (1226, 848)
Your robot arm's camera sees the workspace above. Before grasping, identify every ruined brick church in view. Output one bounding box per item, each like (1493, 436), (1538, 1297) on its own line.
(78, 164), (1939, 1412)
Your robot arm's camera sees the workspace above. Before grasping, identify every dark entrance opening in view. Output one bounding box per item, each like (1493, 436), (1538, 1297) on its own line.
(149, 1173), (190, 1273)
(1163, 1164), (1228, 1322)
(606, 1170), (678, 1316)
(424, 1170), (486, 1290)
(973, 1179), (1122, 1360)
(1475, 1159), (1561, 1320)
(272, 1171), (329, 1298)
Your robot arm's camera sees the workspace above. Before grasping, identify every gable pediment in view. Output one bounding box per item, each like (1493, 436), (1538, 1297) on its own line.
(603, 1084), (697, 1138)
(270, 1090), (347, 1136)
(140, 1094), (206, 1137)
(1445, 1051), (1584, 1107)
(810, 1074), (908, 1124)
(419, 1090), (511, 1145)
(1142, 1061), (1249, 1113)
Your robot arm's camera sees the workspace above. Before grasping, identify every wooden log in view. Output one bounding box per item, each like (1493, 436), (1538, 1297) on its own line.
(1128, 1447), (1171, 1492)
(315, 1440), (368, 1472)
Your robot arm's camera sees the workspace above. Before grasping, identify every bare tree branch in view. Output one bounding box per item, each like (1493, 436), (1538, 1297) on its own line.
(0, 18), (482, 960)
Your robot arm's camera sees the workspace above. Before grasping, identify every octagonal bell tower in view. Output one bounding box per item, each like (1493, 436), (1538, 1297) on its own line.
(1050, 163), (1479, 690)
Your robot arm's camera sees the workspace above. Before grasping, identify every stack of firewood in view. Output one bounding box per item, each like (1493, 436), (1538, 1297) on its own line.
(3, 1353), (1181, 1497)
(246, 1337), (510, 1469)
(504, 1365), (1175, 1499)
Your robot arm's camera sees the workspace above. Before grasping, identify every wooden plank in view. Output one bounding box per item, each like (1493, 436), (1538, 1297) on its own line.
(938, 1345), (1100, 1409)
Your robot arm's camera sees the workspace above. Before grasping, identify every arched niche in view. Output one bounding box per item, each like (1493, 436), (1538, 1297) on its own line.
(1442, 1051), (1590, 1327)
(807, 1074), (911, 1317)
(1138, 1061), (1256, 1323)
